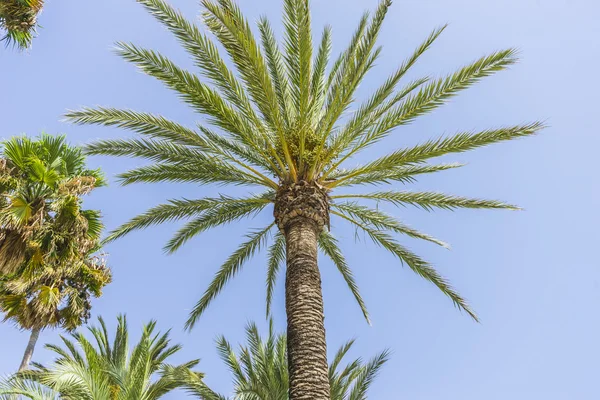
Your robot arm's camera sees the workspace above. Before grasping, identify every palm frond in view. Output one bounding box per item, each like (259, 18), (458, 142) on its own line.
(333, 210), (478, 321)
(360, 49), (520, 146)
(309, 25), (332, 123)
(333, 191), (519, 211)
(165, 193), (273, 253)
(329, 162), (463, 188)
(258, 16), (293, 128)
(116, 161), (267, 187)
(318, 231), (370, 324)
(330, 122), (543, 186)
(326, 25), (446, 163)
(347, 350), (390, 400)
(315, 0), (391, 158)
(115, 42), (264, 153)
(282, 0), (312, 123)
(65, 107), (208, 148)
(333, 202), (449, 248)
(186, 223), (275, 329)
(104, 196), (241, 243)
(265, 231), (285, 318)
(136, 0), (263, 130)
(201, 0), (283, 136)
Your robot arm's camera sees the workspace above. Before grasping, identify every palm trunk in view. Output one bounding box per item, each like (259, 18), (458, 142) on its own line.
(18, 327), (41, 372)
(285, 218), (330, 400)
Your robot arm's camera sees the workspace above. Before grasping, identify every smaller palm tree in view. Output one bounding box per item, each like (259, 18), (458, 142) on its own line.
(0, 0), (44, 49)
(182, 321), (388, 400)
(0, 315), (206, 400)
(0, 134), (111, 371)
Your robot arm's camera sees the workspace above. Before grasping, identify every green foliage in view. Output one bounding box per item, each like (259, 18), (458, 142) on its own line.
(68, 0), (542, 327)
(0, 0), (44, 49)
(0, 315), (206, 399)
(192, 321), (388, 399)
(0, 134), (110, 332)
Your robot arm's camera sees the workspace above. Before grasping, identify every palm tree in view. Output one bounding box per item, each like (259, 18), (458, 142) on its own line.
(0, 0), (44, 49)
(186, 321), (388, 400)
(0, 134), (111, 371)
(0, 315), (205, 400)
(66, 0), (542, 398)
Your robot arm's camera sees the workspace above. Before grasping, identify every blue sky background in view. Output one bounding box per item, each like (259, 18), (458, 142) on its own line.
(1, 0), (599, 398)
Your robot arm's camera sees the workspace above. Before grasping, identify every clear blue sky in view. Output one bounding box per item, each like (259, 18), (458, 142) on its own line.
(1, 0), (599, 398)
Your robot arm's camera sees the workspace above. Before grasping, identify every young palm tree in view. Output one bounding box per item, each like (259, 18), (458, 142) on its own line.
(0, 135), (111, 371)
(0, 0), (44, 49)
(66, 0), (542, 398)
(188, 321), (388, 400)
(0, 315), (205, 400)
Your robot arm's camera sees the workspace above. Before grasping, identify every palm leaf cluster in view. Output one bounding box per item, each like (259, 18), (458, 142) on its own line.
(68, 0), (542, 327)
(0, 0), (44, 49)
(0, 315), (206, 400)
(200, 321), (388, 400)
(0, 134), (111, 331)
(0, 318), (386, 400)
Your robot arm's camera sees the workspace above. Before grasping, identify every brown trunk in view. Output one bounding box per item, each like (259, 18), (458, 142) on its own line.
(284, 217), (330, 400)
(18, 327), (41, 372)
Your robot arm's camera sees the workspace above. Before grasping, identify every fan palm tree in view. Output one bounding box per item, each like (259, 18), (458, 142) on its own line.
(0, 315), (205, 400)
(184, 321), (388, 400)
(0, 0), (44, 49)
(0, 134), (111, 371)
(66, 0), (542, 398)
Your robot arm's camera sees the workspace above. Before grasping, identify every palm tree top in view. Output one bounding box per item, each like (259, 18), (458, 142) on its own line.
(0, 0), (44, 49)
(0, 134), (111, 332)
(67, 0), (542, 328)
(200, 320), (388, 400)
(0, 315), (207, 400)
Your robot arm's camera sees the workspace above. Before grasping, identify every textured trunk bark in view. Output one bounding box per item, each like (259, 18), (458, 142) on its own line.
(285, 218), (330, 400)
(18, 327), (41, 372)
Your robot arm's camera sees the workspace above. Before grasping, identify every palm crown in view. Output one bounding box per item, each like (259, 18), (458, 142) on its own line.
(206, 320), (388, 400)
(0, 0), (44, 49)
(0, 315), (205, 400)
(67, 0), (541, 329)
(0, 134), (111, 332)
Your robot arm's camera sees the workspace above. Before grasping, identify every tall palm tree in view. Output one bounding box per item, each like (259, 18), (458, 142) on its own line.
(187, 321), (388, 400)
(0, 315), (205, 400)
(0, 0), (44, 49)
(0, 134), (111, 371)
(66, 0), (542, 398)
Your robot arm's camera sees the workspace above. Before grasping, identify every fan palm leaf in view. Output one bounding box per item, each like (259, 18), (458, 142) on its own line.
(0, 315), (206, 400)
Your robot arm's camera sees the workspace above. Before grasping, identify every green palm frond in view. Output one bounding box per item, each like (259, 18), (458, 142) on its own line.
(66, 107), (208, 148)
(186, 223), (275, 329)
(315, 0), (391, 162)
(332, 202), (449, 248)
(201, 0), (283, 136)
(328, 123), (542, 188)
(136, 0), (263, 129)
(324, 24), (446, 164)
(165, 193), (273, 253)
(334, 210), (478, 321)
(0, 376), (58, 400)
(265, 231), (286, 318)
(318, 231), (370, 324)
(330, 162), (464, 188)
(333, 191), (518, 211)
